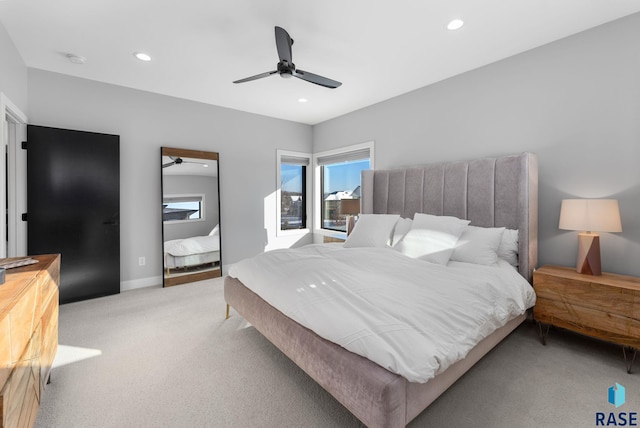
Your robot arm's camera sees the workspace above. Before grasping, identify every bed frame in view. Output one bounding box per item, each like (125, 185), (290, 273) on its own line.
(164, 251), (220, 271)
(224, 152), (538, 427)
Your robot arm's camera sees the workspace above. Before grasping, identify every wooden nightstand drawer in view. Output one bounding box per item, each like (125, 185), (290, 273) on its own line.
(534, 298), (640, 348)
(534, 278), (640, 319)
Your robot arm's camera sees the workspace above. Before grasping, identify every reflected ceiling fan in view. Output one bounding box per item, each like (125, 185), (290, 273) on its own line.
(233, 26), (342, 89)
(162, 156), (207, 169)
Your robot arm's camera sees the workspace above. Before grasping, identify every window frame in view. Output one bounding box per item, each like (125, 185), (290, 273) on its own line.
(312, 141), (375, 238)
(276, 149), (312, 237)
(162, 193), (206, 225)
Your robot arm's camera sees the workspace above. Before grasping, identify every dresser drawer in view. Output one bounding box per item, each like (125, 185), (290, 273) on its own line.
(0, 317), (10, 388)
(40, 290), (58, 391)
(534, 271), (640, 319)
(534, 297), (640, 347)
(8, 284), (39, 365)
(0, 328), (40, 428)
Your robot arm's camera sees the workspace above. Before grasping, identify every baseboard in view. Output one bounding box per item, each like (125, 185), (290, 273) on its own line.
(222, 264), (231, 276)
(121, 276), (162, 292)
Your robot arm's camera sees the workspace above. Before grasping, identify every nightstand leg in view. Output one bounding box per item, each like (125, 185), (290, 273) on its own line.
(225, 304), (230, 320)
(536, 321), (550, 346)
(623, 347), (637, 374)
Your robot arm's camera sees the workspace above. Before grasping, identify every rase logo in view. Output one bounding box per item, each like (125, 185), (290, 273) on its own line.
(610, 384), (626, 408)
(596, 383), (637, 426)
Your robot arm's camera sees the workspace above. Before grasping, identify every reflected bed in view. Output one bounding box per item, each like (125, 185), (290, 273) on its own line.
(164, 231), (220, 271)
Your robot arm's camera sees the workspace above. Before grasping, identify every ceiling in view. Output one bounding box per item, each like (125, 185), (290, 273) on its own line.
(2, 1), (640, 125)
(162, 156), (218, 177)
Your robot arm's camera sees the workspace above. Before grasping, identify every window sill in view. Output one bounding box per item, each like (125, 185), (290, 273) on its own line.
(276, 228), (311, 238)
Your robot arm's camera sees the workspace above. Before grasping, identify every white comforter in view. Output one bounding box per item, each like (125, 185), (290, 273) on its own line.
(228, 244), (535, 383)
(164, 234), (220, 257)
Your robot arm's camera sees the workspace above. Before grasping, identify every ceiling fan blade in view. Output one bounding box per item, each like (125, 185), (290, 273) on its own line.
(275, 26), (293, 63)
(183, 160), (207, 166)
(163, 156), (182, 168)
(233, 70), (278, 84)
(294, 69), (342, 89)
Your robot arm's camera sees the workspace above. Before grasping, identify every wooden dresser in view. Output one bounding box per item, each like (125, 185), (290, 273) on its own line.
(0, 255), (60, 428)
(533, 265), (640, 349)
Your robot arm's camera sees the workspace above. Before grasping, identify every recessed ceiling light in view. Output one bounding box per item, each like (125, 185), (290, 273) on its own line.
(298, 98), (308, 103)
(66, 54), (86, 64)
(447, 19), (464, 31)
(133, 52), (152, 62)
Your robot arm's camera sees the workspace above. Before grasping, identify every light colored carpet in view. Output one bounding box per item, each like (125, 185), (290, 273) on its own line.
(35, 277), (640, 428)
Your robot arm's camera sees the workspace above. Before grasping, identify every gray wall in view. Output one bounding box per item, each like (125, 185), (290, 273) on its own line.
(0, 22), (28, 113)
(314, 13), (640, 277)
(27, 69), (313, 286)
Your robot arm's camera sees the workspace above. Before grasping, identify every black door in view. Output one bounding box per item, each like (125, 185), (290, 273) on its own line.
(27, 125), (120, 304)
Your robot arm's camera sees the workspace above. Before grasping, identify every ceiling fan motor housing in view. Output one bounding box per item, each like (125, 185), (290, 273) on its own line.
(278, 61), (295, 78)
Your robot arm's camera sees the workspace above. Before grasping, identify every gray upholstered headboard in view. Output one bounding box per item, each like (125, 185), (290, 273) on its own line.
(360, 152), (538, 282)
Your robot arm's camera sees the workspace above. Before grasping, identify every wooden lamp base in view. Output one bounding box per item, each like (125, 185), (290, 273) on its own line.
(346, 215), (356, 236)
(576, 232), (601, 276)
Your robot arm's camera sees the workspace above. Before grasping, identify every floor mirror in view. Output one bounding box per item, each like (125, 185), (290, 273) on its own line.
(161, 147), (221, 287)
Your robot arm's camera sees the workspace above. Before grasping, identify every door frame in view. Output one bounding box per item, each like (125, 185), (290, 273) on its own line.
(1, 92), (28, 257)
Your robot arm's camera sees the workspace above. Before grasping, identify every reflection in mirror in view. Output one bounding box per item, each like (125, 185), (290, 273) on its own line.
(161, 147), (221, 287)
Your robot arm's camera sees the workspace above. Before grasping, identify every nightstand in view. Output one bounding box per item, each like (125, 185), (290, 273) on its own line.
(533, 265), (640, 372)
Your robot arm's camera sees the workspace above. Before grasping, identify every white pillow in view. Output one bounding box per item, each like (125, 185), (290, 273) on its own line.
(343, 214), (401, 248)
(451, 226), (505, 266)
(396, 213), (470, 264)
(391, 217), (412, 247)
(497, 228), (519, 267)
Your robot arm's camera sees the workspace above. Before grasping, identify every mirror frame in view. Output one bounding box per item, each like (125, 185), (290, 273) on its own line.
(161, 147), (222, 287)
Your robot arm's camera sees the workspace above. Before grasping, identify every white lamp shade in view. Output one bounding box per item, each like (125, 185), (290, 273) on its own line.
(559, 199), (622, 233)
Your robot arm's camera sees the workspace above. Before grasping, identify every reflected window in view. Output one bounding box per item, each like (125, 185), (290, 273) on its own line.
(163, 195), (204, 222)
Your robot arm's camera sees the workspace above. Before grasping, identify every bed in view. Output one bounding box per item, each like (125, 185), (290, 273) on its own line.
(164, 226), (220, 272)
(224, 152), (538, 427)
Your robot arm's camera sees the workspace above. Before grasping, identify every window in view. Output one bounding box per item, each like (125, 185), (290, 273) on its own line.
(314, 142), (373, 233)
(163, 194), (205, 223)
(277, 150), (311, 234)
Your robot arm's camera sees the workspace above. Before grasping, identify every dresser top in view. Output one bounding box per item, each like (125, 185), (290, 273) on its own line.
(0, 254), (59, 317)
(535, 265), (640, 291)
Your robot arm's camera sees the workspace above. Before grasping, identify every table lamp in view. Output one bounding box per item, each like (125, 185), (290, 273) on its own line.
(559, 199), (622, 276)
(340, 199), (360, 236)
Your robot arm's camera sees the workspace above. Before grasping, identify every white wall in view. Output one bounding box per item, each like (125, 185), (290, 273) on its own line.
(313, 13), (640, 277)
(27, 69), (313, 287)
(0, 23), (28, 114)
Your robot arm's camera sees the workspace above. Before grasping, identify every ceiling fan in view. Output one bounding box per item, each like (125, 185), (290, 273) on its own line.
(162, 156), (207, 169)
(233, 26), (342, 89)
